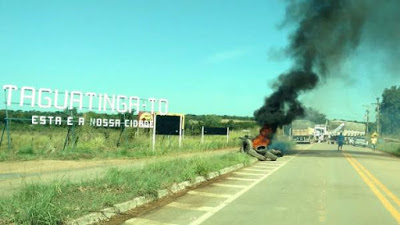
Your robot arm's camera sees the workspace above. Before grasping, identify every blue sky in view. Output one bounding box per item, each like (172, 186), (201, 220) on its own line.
(0, 0), (396, 121)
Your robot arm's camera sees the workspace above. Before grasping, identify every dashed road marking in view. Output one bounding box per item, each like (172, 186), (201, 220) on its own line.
(253, 165), (278, 168)
(123, 218), (178, 225)
(226, 177), (258, 181)
(189, 154), (299, 225)
(233, 171), (264, 176)
(242, 168), (268, 172)
(252, 164), (284, 169)
(125, 155), (299, 225)
(167, 202), (214, 212)
(188, 191), (233, 198)
(212, 183), (247, 188)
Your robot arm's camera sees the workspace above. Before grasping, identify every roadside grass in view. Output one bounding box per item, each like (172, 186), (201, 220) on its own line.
(0, 128), (246, 161)
(0, 153), (251, 224)
(377, 142), (400, 157)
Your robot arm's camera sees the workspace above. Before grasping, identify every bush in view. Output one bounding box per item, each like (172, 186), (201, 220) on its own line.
(377, 142), (400, 156)
(17, 146), (34, 155)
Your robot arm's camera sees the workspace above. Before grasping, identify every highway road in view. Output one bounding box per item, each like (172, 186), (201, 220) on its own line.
(120, 143), (400, 225)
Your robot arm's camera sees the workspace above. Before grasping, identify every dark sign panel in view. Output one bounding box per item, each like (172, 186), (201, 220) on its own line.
(204, 127), (228, 135)
(156, 115), (181, 135)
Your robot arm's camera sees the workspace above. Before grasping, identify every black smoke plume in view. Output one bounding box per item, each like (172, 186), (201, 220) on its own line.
(254, 0), (383, 129)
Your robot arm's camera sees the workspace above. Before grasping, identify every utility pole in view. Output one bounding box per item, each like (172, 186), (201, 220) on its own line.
(375, 97), (381, 135)
(362, 105), (370, 134)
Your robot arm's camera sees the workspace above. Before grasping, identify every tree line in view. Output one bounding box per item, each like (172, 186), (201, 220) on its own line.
(381, 86), (400, 135)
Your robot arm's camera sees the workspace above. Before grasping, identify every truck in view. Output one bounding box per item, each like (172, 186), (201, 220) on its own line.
(314, 124), (328, 142)
(291, 120), (315, 144)
(328, 120), (366, 144)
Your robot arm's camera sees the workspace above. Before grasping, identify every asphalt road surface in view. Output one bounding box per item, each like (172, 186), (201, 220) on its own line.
(121, 143), (400, 225)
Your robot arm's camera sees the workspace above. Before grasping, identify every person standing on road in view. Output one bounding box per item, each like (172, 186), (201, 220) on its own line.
(371, 132), (378, 151)
(338, 132), (344, 151)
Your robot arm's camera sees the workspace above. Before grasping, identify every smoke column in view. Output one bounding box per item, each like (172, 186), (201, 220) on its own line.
(254, 0), (399, 129)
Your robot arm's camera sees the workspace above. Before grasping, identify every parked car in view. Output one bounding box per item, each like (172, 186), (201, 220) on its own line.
(353, 137), (369, 147)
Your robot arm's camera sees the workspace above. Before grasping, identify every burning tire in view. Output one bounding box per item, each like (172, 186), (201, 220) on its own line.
(255, 149), (278, 161)
(248, 149), (267, 161)
(270, 149), (284, 157)
(264, 151), (277, 161)
(241, 137), (267, 161)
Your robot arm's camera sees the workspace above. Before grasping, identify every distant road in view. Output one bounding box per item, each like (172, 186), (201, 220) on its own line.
(120, 143), (400, 225)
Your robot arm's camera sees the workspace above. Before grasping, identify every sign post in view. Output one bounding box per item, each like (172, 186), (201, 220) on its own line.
(4, 90), (11, 150)
(178, 116), (182, 147)
(152, 114), (157, 151)
(227, 127), (230, 143)
(201, 126), (204, 144)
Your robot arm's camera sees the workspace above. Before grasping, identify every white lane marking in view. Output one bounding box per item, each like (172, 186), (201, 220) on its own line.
(233, 172), (264, 176)
(226, 177), (258, 181)
(242, 168), (267, 172)
(123, 217), (178, 225)
(189, 153), (300, 225)
(167, 202), (214, 212)
(188, 191), (233, 198)
(212, 183), (247, 188)
(252, 165), (280, 169)
(252, 167), (276, 171)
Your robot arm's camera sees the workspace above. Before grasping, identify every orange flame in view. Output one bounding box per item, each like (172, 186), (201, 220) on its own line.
(252, 125), (273, 149)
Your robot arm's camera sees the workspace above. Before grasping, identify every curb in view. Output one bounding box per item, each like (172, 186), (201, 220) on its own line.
(68, 158), (257, 225)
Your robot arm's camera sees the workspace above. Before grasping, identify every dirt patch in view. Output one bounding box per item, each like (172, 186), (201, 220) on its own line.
(0, 148), (238, 175)
(0, 148), (239, 197)
(0, 159), (136, 174)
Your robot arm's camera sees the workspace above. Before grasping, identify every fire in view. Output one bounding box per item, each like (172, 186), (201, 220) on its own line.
(252, 125), (273, 149)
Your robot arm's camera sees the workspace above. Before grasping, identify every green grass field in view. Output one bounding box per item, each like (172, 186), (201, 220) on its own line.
(0, 153), (251, 224)
(377, 142), (400, 157)
(0, 126), (258, 161)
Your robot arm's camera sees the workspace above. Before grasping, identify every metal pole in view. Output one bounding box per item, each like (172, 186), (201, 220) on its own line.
(63, 127), (71, 151)
(71, 110), (76, 149)
(363, 105), (370, 134)
(178, 116), (182, 148)
(72, 123), (76, 149)
(152, 114), (157, 151)
(0, 123), (5, 147)
(123, 113), (128, 144)
(376, 98), (381, 135)
(366, 110), (369, 134)
(201, 126), (204, 144)
(226, 127), (229, 143)
(4, 90), (11, 150)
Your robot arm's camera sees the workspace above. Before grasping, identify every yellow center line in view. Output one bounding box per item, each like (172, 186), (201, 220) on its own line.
(344, 152), (400, 224)
(349, 155), (400, 208)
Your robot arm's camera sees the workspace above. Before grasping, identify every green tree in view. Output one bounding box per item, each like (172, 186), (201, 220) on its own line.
(380, 86), (400, 135)
(203, 115), (221, 127)
(226, 119), (235, 130)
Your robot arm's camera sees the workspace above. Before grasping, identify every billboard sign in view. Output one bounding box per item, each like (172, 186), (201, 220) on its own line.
(2, 84), (168, 128)
(204, 127), (228, 135)
(155, 115), (181, 135)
